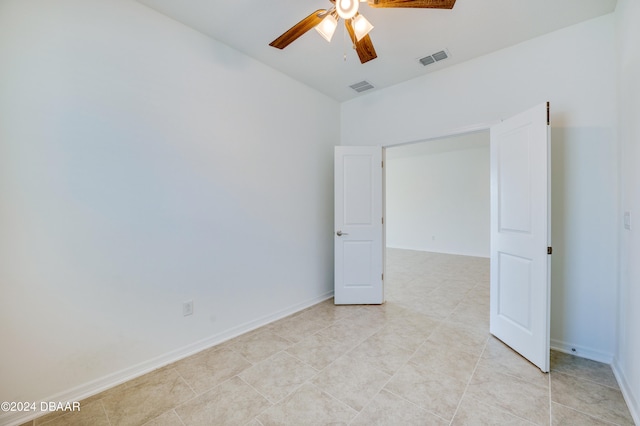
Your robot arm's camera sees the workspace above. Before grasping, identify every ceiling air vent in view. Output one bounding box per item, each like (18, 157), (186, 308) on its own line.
(419, 56), (435, 66)
(419, 49), (450, 67)
(349, 80), (375, 93)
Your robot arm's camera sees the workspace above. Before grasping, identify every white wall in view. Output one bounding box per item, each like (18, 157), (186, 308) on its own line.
(0, 0), (338, 416)
(386, 133), (490, 257)
(614, 0), (640, 422)
(342, 15), (618, 362)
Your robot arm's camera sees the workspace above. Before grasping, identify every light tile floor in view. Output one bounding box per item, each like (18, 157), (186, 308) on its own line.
(24, 249), (634, 425)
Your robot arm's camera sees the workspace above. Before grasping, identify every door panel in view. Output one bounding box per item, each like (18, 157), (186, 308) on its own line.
(334, 146), (383, 305)
(490, 102), (550, 372)
(343, 241), (374, 286)
(497, 252), (532, 330)
(498, 129), (532, 233)
(344, 156), (374, 225)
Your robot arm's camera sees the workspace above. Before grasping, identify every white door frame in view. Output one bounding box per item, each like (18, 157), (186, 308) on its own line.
(382, 123), (497, 151)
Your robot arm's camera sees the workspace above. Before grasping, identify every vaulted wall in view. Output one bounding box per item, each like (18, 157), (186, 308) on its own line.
(0, 0), (338, 419)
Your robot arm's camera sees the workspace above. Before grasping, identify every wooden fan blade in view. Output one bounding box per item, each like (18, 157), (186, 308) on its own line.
(367, 0), (456, 9)
(345, 20), (377, 64)
(269, 9), (325, 49)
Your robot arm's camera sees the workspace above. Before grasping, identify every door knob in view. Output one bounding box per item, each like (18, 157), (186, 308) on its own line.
(336, 230), (349, 236)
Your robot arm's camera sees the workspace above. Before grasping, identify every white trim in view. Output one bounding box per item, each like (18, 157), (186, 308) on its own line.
(612, 358), (640, 426)
(550, 338), (614, 364)
(385, 245), (491, 259)
(381, 121), (497, 149)
(0, 292), (334, 426)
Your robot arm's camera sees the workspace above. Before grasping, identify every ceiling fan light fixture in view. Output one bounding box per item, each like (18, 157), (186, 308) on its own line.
(315, 12), (338, 42)
(269, 0), (456, 64)
(352, 13), (374, 41)
(336, 0), (359, 19)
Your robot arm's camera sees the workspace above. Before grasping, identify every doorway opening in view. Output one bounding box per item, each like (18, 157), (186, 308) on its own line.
(383, 130), (490, 328)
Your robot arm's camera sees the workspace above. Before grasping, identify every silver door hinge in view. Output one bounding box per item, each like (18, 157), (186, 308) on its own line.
(381, 160), (384, 168)
(381, 273), (384, 281)
(382, 217), (384, 225)
(547, 247), (553, 255)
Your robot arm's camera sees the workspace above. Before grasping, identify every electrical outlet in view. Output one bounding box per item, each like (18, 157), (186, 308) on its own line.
(183, 300), (193, 316)
(624, 211), (631, 230)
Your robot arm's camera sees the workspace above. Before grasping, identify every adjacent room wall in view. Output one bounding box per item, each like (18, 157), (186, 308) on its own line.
(614, 0), (640, 422)
(385, 132), (490, 257)
(0, 0), (338, 414)
(342, 15), (618, 362)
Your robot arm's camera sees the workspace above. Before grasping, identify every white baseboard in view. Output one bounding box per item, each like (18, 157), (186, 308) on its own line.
(0, 292), (334, 426)
(550, 338), (614, 364)
(612, 358), (640, 426)
(385, 245), (490, 259)
(550, 340), (640, 424)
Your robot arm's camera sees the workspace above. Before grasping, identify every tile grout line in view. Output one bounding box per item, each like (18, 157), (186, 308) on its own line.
(237, 345), (343, 421)
(446, 338), (540, 425)
(305, 382), (361, 421)
(550, 400), (623, 426)
(170, 366), (199, 398)
(98, 400), (113, 426)
(251, 417), (266, 426)
(168, 372), (243, 421)
(381, 386), (451, 424)
(143, 371), (196, 426)
(552, 368), (623, 391)
(448, 336), (490, 425)
(349, 335), (449, 424)
(166, 408), (187, 426)
(235, 374), (276, 416)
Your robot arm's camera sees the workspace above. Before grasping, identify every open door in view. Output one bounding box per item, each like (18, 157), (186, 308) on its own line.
(490, 102), (551, 372)
(334, 146), (384, 305)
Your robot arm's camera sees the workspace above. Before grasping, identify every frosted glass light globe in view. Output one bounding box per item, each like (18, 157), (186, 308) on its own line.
(336, 0), (359, 19)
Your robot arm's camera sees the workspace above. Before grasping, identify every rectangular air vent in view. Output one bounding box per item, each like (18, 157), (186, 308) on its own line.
(419, 49), (450, 67)
(432, 50), (448, 61)
(349, 80), (375, 93)
(419, 56), (435, 66)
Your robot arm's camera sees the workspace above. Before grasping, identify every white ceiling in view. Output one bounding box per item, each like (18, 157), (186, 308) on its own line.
(137, 0), (617, 102)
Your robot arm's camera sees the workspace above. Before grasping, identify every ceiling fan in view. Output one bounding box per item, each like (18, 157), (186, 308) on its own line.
(269, 0), (456, 64)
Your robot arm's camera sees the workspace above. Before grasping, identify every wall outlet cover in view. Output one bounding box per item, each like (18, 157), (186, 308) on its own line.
(624, 211), (631, 230)
(183, 300), (194, 316)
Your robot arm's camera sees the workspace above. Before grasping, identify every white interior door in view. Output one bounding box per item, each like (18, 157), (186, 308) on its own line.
(490, 102), (551, 372)
(334, 146), (384, 305)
